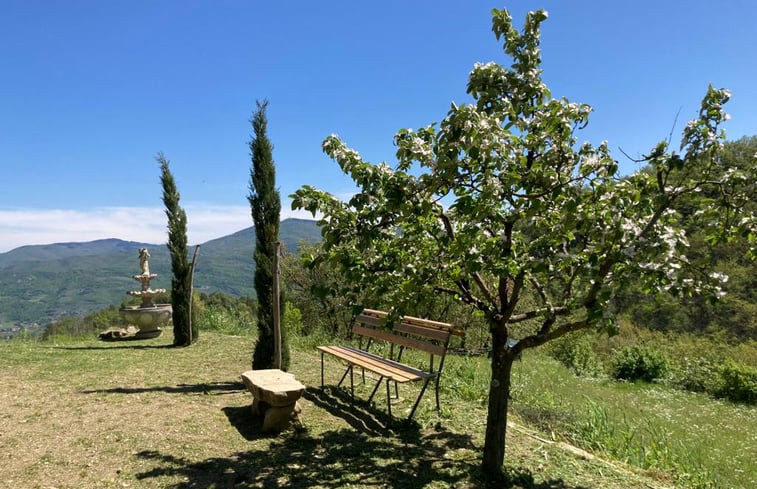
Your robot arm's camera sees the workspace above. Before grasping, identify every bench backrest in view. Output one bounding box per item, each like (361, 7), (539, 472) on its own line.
(352, 309), (463, 374)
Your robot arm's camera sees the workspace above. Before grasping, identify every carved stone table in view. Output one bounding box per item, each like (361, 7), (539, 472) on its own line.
(240, 369), (305, 433)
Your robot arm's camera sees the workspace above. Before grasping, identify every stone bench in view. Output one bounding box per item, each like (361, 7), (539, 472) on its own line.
(240, 369), (305, 433)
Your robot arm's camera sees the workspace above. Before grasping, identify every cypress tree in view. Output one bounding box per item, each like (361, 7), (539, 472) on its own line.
(159, 153), (197, 346)
(248, 100), (289, 370)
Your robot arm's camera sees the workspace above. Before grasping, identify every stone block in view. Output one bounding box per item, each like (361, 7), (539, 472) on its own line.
(241, 369), (305, 433)
(240, 369), (305, 407)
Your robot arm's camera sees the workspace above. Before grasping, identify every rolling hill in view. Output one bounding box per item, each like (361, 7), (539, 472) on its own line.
(0, 218), (320, 329)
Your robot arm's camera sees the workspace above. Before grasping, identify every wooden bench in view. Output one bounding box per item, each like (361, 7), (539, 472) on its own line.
(317, 309), (464, 419)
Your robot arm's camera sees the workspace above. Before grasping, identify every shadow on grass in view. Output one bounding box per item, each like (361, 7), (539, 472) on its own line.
(134, 428), (586, 489)
(221, 405), (269, 441)
(133, 386), (589, 488)
(304, 385), (393, 435)
(134, 426), (481, 488)
(49, 344), (174, 350)
(81, 381), (244, 395)
(221, 386), (392, 442)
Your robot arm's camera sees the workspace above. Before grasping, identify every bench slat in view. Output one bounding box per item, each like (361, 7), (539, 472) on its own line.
(355, 314), (384, 328)
(339, 345), (436, 379)
(319, 345), (417, 380)
(318, 345), (432, 382)
(358, 314), (451, 342)
(393, 322), (451, 342)
(402, 315), (465, 336)
(318, 346), (420, 382)
(361, 309), (464, 337)
(353, 324), (447, 356)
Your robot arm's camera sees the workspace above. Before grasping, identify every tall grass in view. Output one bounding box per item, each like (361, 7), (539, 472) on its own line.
(572, 399), (714, 488)
(509, 351), (756, 488)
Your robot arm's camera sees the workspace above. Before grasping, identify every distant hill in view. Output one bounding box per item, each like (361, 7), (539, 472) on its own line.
(194, 218), (322, 296)
(0, 218), (320, 328)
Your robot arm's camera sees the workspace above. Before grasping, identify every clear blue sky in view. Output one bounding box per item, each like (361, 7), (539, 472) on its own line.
(1, 0), (755, 252)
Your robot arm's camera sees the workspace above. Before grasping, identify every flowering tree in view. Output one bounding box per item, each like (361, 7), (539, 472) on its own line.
(292, 9), (754, 476)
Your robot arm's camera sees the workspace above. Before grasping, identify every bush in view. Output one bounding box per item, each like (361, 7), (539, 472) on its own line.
(199, 305), (254, 336)
(668, 357), (721, 393)
(547, 333), (605, 377)
(716, 360), (757, 404)
(611, 345), (669, 382)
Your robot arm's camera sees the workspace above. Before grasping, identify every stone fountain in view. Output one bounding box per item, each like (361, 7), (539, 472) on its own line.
(116, 248), (172, 339)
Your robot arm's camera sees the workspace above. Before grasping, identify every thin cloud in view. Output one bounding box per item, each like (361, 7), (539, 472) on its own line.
(0, 204), (316, 253)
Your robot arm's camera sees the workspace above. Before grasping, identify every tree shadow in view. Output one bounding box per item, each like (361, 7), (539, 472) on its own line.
(303, 385), (393, 436)
(134, 426), (478, 488)
(504, 469), (590, 489)
(50, 344), (174, 351)
(133, 392), (590, 489)
(133, 426), (587, 489)
(81, 381), (244, 395)
(221, 386), (394, 442)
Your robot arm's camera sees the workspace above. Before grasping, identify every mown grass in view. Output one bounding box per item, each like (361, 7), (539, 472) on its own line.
(1, 330), (753, 488)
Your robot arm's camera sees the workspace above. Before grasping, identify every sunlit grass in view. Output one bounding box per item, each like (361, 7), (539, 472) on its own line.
(508, 351), (756, 488)
(1, 331), (754, 488)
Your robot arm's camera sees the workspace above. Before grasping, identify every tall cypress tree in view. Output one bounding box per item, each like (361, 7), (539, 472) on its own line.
(159, 153), (197, 346)
(249, 99), (289, 370)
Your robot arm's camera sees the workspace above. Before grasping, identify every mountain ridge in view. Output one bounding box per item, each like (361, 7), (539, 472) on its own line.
(0, 218), (321, 329)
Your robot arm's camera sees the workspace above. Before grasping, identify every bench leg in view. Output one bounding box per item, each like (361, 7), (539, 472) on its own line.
(320, 351), (325, 388)
(367, 375), (384, 404)
(386, 378), (392, 419)
(337, 364), (351, 388)
(435, 376), (441, 412)
(408, 378), (432, 420)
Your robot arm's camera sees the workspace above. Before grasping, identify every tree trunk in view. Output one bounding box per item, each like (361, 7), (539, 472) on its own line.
(482, 328), (515, 477)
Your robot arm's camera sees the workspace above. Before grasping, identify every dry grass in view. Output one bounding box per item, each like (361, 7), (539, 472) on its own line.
(0, 331), (671, 488)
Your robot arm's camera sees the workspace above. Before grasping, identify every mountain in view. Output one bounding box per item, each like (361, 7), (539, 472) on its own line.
(0, 218), (321, 328)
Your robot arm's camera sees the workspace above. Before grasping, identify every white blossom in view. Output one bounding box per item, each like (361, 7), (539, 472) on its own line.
(709, 271), (729, 283)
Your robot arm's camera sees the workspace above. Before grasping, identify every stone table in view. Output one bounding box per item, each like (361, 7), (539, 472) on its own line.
(240, 369), (305, 433)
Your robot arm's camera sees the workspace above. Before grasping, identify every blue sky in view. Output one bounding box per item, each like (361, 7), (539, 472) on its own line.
(1, 0), (755, 252)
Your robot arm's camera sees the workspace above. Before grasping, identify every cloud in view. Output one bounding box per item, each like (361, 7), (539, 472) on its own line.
(0, 203), (316, 253)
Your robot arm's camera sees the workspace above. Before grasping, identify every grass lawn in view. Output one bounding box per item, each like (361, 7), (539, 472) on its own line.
(0, 330), (752, 488)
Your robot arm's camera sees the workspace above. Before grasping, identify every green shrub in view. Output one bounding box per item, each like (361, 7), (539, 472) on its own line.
(611, 345), (669, 382)
(716, 360), (757, 404)
(547, 333), (605, 377)
(283, 302), (304, 335)
(199, 305), (254, 336)
(667, 357), (721, 393)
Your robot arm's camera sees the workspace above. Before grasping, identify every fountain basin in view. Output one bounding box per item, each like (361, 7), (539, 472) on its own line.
(120, 304), (172, 339)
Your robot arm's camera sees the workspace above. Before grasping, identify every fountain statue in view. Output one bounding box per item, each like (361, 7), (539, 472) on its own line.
(110, 248), (172, 340)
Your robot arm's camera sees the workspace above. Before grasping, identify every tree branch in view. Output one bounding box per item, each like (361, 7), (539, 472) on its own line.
(472, 272), (497, 307)
(508, 306), (569, 323)
(529, 276), (552, 308)
(433, 285), (488, 312)
(516, 317), (592, 352)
